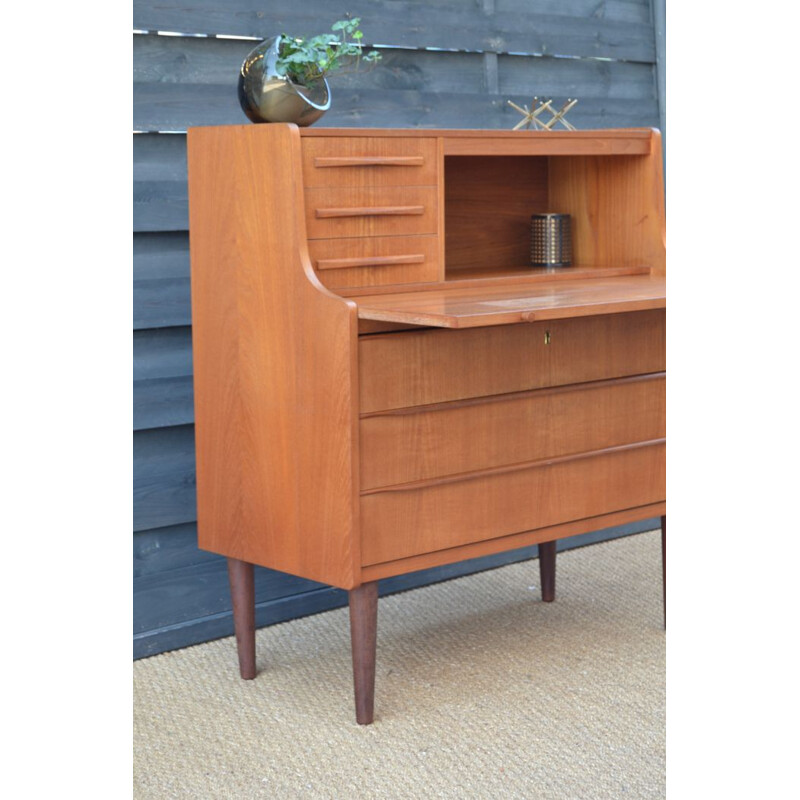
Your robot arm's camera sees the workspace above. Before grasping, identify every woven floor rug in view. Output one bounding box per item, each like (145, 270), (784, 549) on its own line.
(134, 529), (665, 799)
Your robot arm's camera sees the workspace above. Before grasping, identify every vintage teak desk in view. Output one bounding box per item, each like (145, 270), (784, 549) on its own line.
(187, 124), (666, 724)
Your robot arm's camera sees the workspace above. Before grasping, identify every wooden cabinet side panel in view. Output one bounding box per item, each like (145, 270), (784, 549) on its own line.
(188, 124), (359, 589)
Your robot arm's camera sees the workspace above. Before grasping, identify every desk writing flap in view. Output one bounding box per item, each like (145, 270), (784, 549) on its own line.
(354, 274), (666, 329)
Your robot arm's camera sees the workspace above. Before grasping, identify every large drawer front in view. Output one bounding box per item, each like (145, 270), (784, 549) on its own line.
(360, 374), (665, 490)
(361, 441), (665, 566)
(302, 137), (438, 187)
(305, 185), (438, 240)
(359, 310), (666, 413)
(308, 234), (441, 290)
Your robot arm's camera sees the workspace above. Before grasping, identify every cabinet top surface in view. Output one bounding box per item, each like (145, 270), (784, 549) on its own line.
(296, 127), (657, 138)
(187, 126), (660, 156)
(191, 125), (656, 138)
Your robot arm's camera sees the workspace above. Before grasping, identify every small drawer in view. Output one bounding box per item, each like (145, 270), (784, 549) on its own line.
(360, 374), (665, 490)
(308, 235), (441, 290)
(360, 441), (665, 565)
(359, 309), (666, 413)
(305, 185), (438, 240)
(302, 137), (438, 187)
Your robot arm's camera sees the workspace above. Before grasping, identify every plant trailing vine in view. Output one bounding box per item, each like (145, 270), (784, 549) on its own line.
(274, 17), (381, 88)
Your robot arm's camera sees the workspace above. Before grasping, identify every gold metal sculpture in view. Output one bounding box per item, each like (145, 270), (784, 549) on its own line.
(508, 97), (578, 130)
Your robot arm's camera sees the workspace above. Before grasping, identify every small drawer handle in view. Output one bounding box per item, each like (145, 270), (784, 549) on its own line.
(314, 156), (425, 168)
(315, 205), (425, 219)
(316, 254), (425, 271)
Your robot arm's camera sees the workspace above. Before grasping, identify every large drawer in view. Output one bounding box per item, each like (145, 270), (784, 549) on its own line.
(305, 185), (438, 240)
(302, 137), (438, 187)
(308, 234), (441, 290)
(360, 441), (665, 566)
(360, 374), (665, 490)
(359, 309), (666, 413)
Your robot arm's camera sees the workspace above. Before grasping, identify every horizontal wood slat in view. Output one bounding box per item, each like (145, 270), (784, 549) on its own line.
(133, 233), (191, 328)
(133, 134), (188, 231)
(134, 533), (324, 633)
(134, 35), (656, 95)
(133, 425), (197, 531)
(133, 327), (195, 429)
(134, 36), (657, 132)
(133, 3), (655, 61)
(136, 85), (658, 134)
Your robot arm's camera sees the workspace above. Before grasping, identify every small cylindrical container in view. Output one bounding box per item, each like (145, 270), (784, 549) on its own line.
(530, 213), (572, 267)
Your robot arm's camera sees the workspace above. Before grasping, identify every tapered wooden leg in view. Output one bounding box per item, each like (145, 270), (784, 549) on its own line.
(349, 582), (378, 725)
(539, 540), (557, 602)
(227, 557), (256, 680)
(661, 514), (666, 628)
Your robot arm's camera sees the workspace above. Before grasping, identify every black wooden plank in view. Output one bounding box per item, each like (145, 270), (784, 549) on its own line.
(133, 326), (192, 381)
(133, 425), (196, 531)
(133, 132), (188, 231)
(134, 275), (192, 329)
(133, 326), (194, 429)
(133, 232), (191, 329)
(134, 553), (325, 634)
(134, 522), (215, 577)
(135, 83), (657, 134)
(132, 1), (655, 61)
(134, 518), (659, 658)
(497, 0), (651, 25)
(500, 55), (656, 101)
(133, 231), (190, 281)
(135, 34), (656, 98)
(134, 375), (194, 430)
(134, 34), (657, 133)
(134, 584), (346, 659)
(132, 130), (187, 179)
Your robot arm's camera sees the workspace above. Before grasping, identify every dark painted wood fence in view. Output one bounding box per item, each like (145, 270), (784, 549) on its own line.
(133, 0), (665, 658)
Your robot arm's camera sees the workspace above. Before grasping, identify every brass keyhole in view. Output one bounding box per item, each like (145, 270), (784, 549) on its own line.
(544, 330), (551, 345)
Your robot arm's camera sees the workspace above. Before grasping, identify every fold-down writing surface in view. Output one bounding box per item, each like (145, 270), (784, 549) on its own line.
(355, 274), (666, 328)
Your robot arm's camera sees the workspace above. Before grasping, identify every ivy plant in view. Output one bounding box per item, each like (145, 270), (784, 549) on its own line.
(275, 18), (381, 87)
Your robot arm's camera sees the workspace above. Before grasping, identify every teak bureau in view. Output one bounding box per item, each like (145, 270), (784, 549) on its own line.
(187, 124), (666, 724)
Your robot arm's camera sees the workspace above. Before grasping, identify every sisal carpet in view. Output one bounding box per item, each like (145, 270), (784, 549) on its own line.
(134, 530), (665, 799)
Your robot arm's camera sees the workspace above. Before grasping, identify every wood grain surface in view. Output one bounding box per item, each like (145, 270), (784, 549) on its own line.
(302, 136), (438, 187)
(361, 441), (666, 565)
(305, 185), (438, 239)
(360, 503), (666, 582)
(308, 235), (441, 290)
(359, 309), (665, 413)
(360, 374), (665, 490)
(188, 124), (361, 589)
(354, 274), (665, 327)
